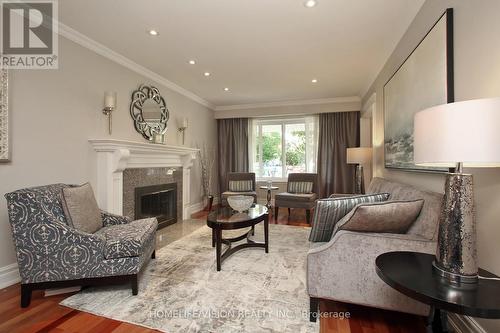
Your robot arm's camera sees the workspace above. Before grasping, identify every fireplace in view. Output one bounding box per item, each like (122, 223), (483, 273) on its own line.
(135, 183), (177, 229)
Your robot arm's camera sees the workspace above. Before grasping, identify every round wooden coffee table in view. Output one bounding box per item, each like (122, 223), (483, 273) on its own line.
(207, 204), (269, 271)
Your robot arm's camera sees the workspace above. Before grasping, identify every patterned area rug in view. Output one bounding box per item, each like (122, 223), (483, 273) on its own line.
(60, 223), (318, 333)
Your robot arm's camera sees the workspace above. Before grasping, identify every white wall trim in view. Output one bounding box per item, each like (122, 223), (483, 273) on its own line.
(214, 96), (361, 111)
(361, 93), (376, 117)
(0, 263), (20, 289)
(58, 23), (215, 110)
(448, 313), (486, 333)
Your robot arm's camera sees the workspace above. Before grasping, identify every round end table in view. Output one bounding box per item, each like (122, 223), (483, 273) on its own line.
(376, 251), (500, 332)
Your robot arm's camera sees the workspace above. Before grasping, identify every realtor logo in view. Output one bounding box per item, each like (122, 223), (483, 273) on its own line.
(0, 0), (58, 69)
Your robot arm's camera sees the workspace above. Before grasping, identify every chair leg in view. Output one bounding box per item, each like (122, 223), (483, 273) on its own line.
(288, 208), (291, 216)
(151, 250), (156, 259)
(21, 284), (32, 308)
(306, 209), (311, 225)
(275, 206), (279, 221)
(131, 275), (138, 295)
(310, 297), (319, 322)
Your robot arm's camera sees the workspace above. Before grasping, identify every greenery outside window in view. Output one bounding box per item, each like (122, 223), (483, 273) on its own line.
(250, 116), (318, 180)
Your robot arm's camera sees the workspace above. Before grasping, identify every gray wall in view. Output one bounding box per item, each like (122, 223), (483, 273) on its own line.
(363, 1), (500, 331)
(0, 37), (217, 270)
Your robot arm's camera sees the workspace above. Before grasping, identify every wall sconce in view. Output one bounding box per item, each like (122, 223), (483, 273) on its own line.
(178, 117), (188, 145)
(102, 91), (117, 134)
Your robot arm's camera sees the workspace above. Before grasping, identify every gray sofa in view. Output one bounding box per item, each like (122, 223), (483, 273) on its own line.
(5, 184), (157, 307)
(307, 177), (443, 318)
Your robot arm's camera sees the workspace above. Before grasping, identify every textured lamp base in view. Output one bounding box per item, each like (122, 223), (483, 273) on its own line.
(354, 165), (365, 194)
(435, 172), (478, 284)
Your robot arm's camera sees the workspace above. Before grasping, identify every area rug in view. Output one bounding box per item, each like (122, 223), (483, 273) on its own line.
(60, 223), (318, 333)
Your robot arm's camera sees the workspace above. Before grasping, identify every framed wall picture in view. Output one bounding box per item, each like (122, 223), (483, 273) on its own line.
(384, 8), (453, 172)
(0, 68), (9, 162)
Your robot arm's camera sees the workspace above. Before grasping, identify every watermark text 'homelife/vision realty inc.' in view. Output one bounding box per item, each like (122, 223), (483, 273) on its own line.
(1, 0), (58, 69)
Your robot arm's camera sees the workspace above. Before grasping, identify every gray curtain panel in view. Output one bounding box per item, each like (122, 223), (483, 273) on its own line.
(317, 111), (360, 197)
(217, 118), (249, 194)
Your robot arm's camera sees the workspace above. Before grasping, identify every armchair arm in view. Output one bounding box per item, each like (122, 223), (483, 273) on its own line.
(101, 210), (132, 227)
(307, 230), (436, 315)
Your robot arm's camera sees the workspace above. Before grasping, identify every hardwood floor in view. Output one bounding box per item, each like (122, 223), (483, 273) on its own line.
(0, 207), (426, 333)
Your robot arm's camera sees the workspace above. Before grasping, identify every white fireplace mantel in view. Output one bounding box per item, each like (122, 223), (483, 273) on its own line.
(89, 139), (199, 220)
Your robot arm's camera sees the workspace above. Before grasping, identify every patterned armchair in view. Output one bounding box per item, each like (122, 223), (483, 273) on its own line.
(275, 173), (318, 224)
(5, 184), (157, 307)
(221, 172), (257, 206)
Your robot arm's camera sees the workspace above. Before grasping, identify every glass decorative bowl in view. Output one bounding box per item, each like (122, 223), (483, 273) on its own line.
(227, 195), (254, 213)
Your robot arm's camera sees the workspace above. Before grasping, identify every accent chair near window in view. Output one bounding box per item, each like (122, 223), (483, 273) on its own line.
(4, 183), (157, 308)
(221, 172), (257, 206)
(274, 173), (318, 224)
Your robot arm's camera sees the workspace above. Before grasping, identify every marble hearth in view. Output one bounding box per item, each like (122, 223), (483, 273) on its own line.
(89, 139), (198, 220)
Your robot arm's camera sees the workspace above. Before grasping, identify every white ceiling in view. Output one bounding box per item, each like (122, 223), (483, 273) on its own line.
(59, 0), (424, 108)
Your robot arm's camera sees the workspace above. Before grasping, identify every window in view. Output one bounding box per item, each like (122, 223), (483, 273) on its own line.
(250, 116), (318, 180)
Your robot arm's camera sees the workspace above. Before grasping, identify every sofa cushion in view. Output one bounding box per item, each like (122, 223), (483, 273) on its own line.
(95, 218), (158, 259)
(228, 180), (253, 192)
(288, 181), (314, 194)
(308, 193), (390, 242)
(275, 192), (317, 202)
(61, 183), (102, 234)
(367, 177), (443, 240)
(222, 191), (257, 198)
(337, 199), (424, 234)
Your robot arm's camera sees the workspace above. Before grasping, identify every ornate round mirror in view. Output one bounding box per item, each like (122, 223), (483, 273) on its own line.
(130, 85), (169, 140)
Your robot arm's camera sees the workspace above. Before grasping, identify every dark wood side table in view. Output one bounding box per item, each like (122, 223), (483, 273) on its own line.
(259, 186), (279, 210)
(207, 204), (269, 271)
(376, 251), (500, 333)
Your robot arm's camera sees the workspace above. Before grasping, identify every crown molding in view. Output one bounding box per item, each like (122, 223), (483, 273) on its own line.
(57, 22), (215, 110)
(214, 96), (361, 111)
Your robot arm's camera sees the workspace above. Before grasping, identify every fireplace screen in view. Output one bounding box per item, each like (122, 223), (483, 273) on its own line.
(135, 183), (177, 228)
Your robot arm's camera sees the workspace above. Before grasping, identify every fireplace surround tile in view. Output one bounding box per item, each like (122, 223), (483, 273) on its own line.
(123, 167), (183, 222)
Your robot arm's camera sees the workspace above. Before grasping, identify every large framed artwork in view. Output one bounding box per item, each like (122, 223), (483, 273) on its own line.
(384, 8), (454, 172)
(0, 68), (8, 162)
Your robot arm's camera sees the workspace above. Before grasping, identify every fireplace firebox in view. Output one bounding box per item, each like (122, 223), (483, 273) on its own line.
(134, 183), (177, 229)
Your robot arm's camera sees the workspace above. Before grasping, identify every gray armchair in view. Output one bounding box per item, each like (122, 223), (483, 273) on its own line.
(5, 184), (157, 307)
(275, 173), (318, 224)
(221, 172), (257, 206)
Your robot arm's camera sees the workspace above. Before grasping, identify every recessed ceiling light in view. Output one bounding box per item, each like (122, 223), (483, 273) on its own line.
(311, 79), (318, 83)
(304, 0), (317, 8)
(204, 72), (211, 77)
(148, 29), (159, 36)
(224, 87), (230, 92)
(188, 60), (196, 65)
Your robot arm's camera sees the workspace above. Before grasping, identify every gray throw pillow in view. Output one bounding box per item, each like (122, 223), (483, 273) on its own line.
(308, 193), (390, 242)
(61, 183), (102, 234)
(337, 199), (424, 234)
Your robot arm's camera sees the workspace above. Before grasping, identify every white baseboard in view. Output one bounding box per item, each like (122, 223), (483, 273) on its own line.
(448, 313), (486, 333)
(0, 263), (20, 289)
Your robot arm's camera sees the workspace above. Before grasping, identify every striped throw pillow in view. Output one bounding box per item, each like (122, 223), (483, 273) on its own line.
(228, 180), (253, 192)
(288, 181), (314, 194)
(308, 193), (390, 242)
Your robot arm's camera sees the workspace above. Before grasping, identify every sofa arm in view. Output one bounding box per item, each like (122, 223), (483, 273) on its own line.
(307, 231), (436, 316)
(14, 218), (107, 284)
(101, 210), (132, 227)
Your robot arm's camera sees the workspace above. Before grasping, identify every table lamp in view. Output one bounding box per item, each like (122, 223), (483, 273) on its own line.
(347, 147), (372, 194)
(414, 98), (500, 284)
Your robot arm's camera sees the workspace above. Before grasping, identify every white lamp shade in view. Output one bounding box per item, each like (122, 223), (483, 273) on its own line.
(347, 147), (372, 164)
(414, 98), (500, 168)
